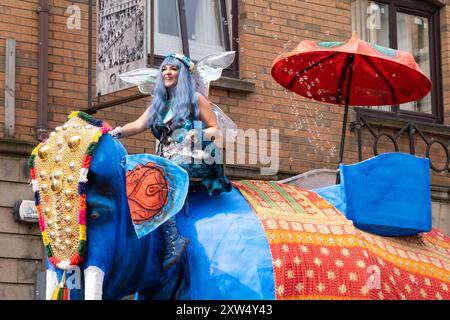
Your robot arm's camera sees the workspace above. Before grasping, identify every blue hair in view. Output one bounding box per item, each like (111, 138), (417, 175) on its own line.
(147, 56), (199, 137)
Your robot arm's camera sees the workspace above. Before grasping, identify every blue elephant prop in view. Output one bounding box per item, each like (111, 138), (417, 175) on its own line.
(35, 113), (449, 300)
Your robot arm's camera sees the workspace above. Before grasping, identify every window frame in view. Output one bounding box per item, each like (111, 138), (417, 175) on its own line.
(353, 0), (444, 124)
(147, 0), (239, 78)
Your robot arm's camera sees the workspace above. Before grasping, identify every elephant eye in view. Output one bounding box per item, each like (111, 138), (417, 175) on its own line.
(91, 212), (100, 219)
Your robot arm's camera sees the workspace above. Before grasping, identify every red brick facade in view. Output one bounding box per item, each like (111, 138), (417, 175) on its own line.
(1, 1), (448, 179)
(0, 0), (448, 299)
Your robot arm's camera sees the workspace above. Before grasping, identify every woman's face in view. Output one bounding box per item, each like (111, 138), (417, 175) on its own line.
(162, 64), (179, 88)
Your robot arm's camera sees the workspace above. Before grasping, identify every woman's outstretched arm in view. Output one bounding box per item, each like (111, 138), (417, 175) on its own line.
(119, 106), (152, 138)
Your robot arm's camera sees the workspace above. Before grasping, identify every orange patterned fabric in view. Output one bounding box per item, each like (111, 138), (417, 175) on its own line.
(233, 180), (450, 300)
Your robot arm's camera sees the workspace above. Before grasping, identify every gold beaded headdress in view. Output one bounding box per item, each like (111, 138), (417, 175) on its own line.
(29, 111), (111, 269)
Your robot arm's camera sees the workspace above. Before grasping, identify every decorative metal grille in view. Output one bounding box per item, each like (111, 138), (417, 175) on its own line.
(350, 109), (450, 173)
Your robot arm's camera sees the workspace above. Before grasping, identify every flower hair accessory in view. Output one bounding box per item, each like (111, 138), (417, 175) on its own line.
(167, 53), (195, 72)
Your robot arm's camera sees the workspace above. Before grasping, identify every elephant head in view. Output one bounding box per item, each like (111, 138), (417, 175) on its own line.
(35, 112), (188, 300)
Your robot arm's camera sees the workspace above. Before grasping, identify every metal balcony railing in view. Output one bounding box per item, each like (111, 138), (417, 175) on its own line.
(350, 108), (450, 173)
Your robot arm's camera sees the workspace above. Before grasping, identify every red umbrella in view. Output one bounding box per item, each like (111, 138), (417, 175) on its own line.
(271, 32), (432, 174)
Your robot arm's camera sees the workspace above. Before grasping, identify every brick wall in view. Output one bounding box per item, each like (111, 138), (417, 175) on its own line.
(0, 0), (40, 142)
(442, 4), (450, 124)
(0, 156), (42, 299)
(0, 0), (448, 181)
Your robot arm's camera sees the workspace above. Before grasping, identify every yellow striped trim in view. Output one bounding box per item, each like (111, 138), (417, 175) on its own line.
(92, 130), (102, 143)
(31, 143), (42, 156)
(42, 231), (49, 246)
(67, 111), (78, 120)
(422, 234), (450, 250)
(266, 229), (362, 247)
(360, 231), (450, 262)
(79, 225), (87, 241)
(362, 239), (449, 282)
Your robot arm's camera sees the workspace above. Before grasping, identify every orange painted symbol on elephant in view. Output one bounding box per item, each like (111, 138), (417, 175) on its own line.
(126, 163), (170, 225)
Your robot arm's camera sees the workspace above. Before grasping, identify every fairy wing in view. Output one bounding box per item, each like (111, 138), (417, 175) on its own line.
(193, 51), (235, 98)
(193, 51), (237, 140)
(118, 67), (159, 95)
(209, 102), (237, 141)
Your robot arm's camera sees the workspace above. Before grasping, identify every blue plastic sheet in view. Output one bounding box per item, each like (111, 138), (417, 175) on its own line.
(176, 186), (275, 299)
(313, 184), (347, 217)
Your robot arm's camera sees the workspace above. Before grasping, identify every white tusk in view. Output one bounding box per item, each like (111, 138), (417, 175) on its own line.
(45, 270), (58, 300)
(84, 266), (105, 300)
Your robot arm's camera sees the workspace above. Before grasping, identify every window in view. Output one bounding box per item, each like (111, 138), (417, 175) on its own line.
(351, 0), (443, 122)
(148, 0), (238, 77)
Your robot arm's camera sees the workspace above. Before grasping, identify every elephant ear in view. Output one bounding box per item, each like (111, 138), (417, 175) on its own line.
(124, 153), (189, 238)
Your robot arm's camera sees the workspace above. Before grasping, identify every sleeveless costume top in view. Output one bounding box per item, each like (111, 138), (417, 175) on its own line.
(151, 102), (232, 197)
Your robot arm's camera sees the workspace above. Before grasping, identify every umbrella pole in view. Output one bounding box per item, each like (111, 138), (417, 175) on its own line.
(336, 54), (355, 184)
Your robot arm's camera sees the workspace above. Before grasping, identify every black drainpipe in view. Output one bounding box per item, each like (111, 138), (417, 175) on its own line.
(88, 0), (92, 109)
(37, 0), (49, 141)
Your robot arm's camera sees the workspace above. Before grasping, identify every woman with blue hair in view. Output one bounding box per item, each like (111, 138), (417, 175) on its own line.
(109, 53), (232, 270)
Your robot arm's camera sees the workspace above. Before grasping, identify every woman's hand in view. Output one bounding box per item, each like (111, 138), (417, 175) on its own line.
(185, 129), (198, 144)
(108, 126), (123, 139)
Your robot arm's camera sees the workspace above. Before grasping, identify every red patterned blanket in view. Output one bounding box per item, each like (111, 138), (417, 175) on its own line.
(233, 180), (450, 300)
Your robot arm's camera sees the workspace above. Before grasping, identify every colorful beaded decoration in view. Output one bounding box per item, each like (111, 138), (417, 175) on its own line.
(167, 52), (196, 72)
(29, 111), (111, 269)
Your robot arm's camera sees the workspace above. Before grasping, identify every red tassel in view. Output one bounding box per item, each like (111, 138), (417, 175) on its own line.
(52, 270), (69, 300)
